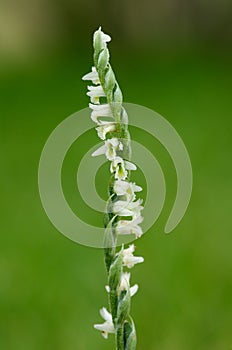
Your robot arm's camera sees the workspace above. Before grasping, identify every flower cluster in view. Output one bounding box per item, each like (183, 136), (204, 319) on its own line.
(82, 35), (143, 237)
(82, 27), (144, 349)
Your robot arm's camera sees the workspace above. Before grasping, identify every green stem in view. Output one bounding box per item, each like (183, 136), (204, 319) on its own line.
(116, 325), (124, 350)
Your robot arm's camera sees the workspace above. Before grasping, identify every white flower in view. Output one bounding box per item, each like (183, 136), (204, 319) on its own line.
(89, 103), (113, 123)
(122, 244), (144, 268)
(114, 180), (142, 202)
(113, 198), (143, 218)
(87, 85), (105, 104)
(82, 66), (100, 85)
(119, 272), (130, 291)
(110, 156), (127, 180)
(116, 216), (143, 238)
(92, 138), (119, 160)
(113, 200), (134, 216)
(96, 121), (116, 140)
(105, 282), (138, 297)
(94, 307), (115, 339)
(118, 272), (139, 297)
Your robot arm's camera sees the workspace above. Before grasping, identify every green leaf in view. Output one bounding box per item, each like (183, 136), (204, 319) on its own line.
(117, 288), (131, 325)
(98, 48), (110, 71)
(124, 317), (137, 350)
(108, 252), (123, 291)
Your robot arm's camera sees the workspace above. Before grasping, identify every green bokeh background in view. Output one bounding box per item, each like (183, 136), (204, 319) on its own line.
(1, 1), (232, 349)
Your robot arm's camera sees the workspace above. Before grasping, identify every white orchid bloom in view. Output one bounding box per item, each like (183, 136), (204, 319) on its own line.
(105, 282), (138, 297)
(116, 215), (143, 238)
(92, 138), (119, 160)
(82, 66), (100, 85)
(96, 121), (116, 140)
(87, 85), (105, 104)
(110, 156), (128, 180)
(89, 103), (113, 123)
(126, 199), (144, 219)
(94, 307), (115, 339)
(114, 180), (142, 202)
(113, 200), (134, 216)
(113, 198), (143, 218)
(118, 272), (139, 297)
(122, 244), (144, 268)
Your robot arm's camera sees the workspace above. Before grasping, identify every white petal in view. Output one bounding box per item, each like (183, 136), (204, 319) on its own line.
(130, 284), (139, 297)
(123, 255), (144, 269)
(116, 217), (143, 237)
(124, 244), (135, 254)
(131, 183), (143, 192)
(92, 144), (106, 157)
(110, 137), (119, 147)
(94, 307), (115, 338)
(96, 123), (116, 140)
(114, 180), (129, 195)
(89, 103), (113, 123)
(100, 307), (112, 322)
(87, 85), (105, 104)
(105, 139), (119, 160)
(82, 66), (100, 85)
(113, 200), (133, 216)
(105, 285), (110, 293)
(124, 160), (137, 170)
(119, 272), (130, 292)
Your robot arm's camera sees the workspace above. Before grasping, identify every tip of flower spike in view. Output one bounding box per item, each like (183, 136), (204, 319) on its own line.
(94, 27), (111, 46)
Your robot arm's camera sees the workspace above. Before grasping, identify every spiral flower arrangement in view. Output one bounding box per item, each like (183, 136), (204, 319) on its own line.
(82, 27), (144, 350)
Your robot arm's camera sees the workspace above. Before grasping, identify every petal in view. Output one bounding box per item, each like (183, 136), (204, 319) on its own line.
(92, 144), (106, 157)
(124, 160), (137, 170)
(82, 67), (100, 84)
(100, 307), (112, 322)
(109, 137), (119, 147)
(130, 284), (139, 296)
(132, 183), (143, 192)
(114, 180), (129, 195)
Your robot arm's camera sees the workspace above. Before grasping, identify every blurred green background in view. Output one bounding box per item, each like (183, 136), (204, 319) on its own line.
(1, 1), (232, 349)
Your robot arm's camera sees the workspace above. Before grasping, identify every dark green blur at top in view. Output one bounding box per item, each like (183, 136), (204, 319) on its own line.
(0, 1), (232, 349)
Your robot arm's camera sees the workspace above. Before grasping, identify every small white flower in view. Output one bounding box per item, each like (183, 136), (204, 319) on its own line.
(113, 200), (134, 216)
(92, 138), (119, 160)
(126, 199), (144, 219)
(82, 66), (100, 85)
(113, 198), (143, 218)
(89, 103), (113, 123)
(114, 180), (142, 202)
(118, 272), (139, 297)
(110, 156), (127, 180)
(118, 272), (130, 291)
(122, 244), (144, 268)
(94, 307), (115, 339)
(116, 216), (143, 238)
(105, 282), (138, 297)
(96, 121), (116, 140)
(87, 85), (105, 104)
